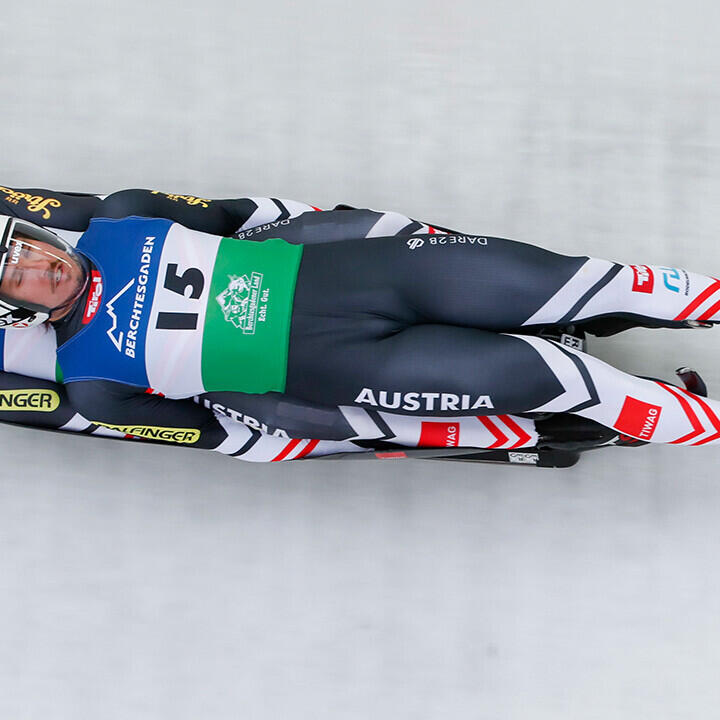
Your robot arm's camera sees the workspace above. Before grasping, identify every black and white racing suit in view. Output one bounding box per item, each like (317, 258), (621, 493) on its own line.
(4, 184), (720, 456)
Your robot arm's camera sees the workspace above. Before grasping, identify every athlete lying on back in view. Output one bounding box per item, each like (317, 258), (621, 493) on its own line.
(0, 185), (545, 462)
(3, 183), (718, 466)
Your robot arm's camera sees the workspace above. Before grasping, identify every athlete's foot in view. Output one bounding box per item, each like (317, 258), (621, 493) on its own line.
(612, 368), (708, 447)
(676, 367), (708, 396)
(544, 368), (710, 450)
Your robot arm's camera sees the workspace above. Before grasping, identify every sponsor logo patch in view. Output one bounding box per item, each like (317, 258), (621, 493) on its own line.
(428, 235), (487, 246)
(631, 265), (654, 293)
(235, 219), (291, 240)
(92, 422), (201, 444)
(150, 191), (210, 208)
(216, 272), (266, 334)
(406, 235), (487, 250)
(0, 390), (60, 412)
(419, 421), (460, 447)
(354, 387), (494, 412)
(9, 240), (23, 265)
(660, 267), (689, 295)
(615, 396), (662, 440)
(82, 271), (103, 324)
(0, 186), (62, 220)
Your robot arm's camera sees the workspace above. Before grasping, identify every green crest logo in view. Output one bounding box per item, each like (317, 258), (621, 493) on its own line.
(216, 272), (264, 334)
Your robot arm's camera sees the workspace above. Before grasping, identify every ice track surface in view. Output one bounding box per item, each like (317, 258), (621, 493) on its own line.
(3, 1), (720, 718)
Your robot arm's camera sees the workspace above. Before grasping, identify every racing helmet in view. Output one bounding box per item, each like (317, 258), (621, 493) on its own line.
(0, 215), (89, 328)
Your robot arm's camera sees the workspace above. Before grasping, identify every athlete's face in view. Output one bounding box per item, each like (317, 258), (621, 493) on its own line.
(0, 236), (86, 319)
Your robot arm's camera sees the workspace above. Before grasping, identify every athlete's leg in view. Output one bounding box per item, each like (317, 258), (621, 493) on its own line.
(202, 389), (540, 449)
(287, 322), (720, 446)
(297, 234), (720, 331)
(288, 324), (566, 415)
(288, 234), (720, 445)
(515, 335), (720, 446)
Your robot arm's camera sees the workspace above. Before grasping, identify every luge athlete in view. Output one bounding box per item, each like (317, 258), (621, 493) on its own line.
(0, 186), (546, 462)
(1, 184), (720, 462)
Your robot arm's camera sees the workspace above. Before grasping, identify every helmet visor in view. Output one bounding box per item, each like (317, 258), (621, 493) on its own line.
(0, 218), (88, 316)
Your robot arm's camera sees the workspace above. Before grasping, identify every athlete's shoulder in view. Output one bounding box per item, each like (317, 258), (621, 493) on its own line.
(0, 325), (59, 381)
